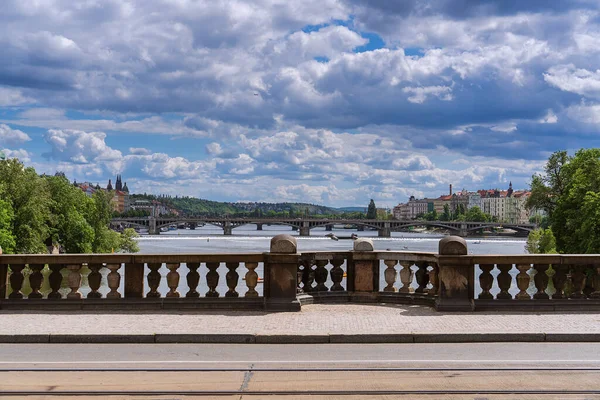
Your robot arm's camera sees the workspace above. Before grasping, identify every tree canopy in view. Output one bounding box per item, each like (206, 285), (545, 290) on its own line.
(527, 149), (600, 253)
(0, 159), (139, 254)
(366, 199), (377, 219)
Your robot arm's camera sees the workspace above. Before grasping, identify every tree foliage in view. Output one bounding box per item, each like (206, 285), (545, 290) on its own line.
(525, 228), (557, 254)
(0, 159), (139, 254)
(527, 149), (600, 253)
(366, 199), (377, 219)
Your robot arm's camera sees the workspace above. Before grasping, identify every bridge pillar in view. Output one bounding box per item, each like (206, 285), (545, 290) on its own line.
(299, 226), (310, 236)
(458, 223), (468, 237)
(256, 223), (263, 231)
(148, 217), (159, 235)
(357, 225), (364, 232)
(223, 222), (233, 236)
(378, 222), (391, 238)
(325, 224), (333, 231)
(189, 222), (197, 230)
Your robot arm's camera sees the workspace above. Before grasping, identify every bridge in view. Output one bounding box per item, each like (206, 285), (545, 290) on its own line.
(110, 217), (536, 237)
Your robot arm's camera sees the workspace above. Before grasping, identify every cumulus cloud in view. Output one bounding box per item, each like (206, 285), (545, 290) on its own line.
(0, 124), (31, 146)
(544, 65), (600, 98)
(43, 129), (122, 164)
(129, 147), (151, 155)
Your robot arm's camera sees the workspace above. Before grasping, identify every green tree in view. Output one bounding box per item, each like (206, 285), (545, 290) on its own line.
(0, 159), (50, 253)
(528, 149), (600, 253)
(465, 206), (489, 222)
(366, 199), (377, 219)
(441, 204), (451, 221)
(525, 228), (557, 254)
(0, 184), (16, 253)
(118, 228), (140, 253)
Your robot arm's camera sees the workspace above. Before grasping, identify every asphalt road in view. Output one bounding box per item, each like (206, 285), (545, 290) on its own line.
(1, 343), (599, 399)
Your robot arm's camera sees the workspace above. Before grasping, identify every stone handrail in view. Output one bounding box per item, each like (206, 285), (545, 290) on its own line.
(1, 235), (600, 311)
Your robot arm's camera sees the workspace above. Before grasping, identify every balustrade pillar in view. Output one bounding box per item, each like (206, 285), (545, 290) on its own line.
(330, 258), (344, 291)
(147, 263), (162, 298)
(225, 262), (240, 297)
(264, 234), (300, 311)
(515, 264), (532, 300)
(383, 259), (398, 292)
(66, 264), (82, 300)
(435, 236), (474, 311)
(28, 264), (44, 299)
(245, 262), (259, 297)
(186, 262), (201, 298)
(415, 262), (429, 293)
(8, 264), (25, 299)
(301, 259), (315, 293)
(314, 260), (329, 292)
(552, 264), (569, 299)
(106, 263), (122, 299)
(496, 264), (513, 300)
(478, 264), (494, 300)
(0, 263), (7, 300)
(125, 263), (144, 298)
(349, 238), (378, 293)
(591, 265), (600, 298)
(205, 262), (220, 297)
(399, 262), (414, 293)
(48, 264), (64, 299)
(570, 265), (587, 299)
(166, 263), (180, 298)
(88, 264), (103, 298)
(533, 264), (550, 300)
(429, 264), (439, 296)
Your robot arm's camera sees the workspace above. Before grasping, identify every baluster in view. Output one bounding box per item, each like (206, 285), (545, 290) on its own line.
(533, 264), (550, 300)
(47, 264), (64, 299)
(88, 263), (103, 298)
(552, 264), (569, 299)
(496, 264), (513, 300)
(314, 260), (328, 292)
(205, 262), (220, 297)
(428, 264), (439, 296)
(8, 264), (25, 299)
(329, 258), (344, 291)
(66, 264), (82, 299)
(415, 262), (429, 293)
(591, 265), (600, 298)
(186, 262), (201, 298)
(301, 260), (315, 292)
(106, 263), (122, 299)
(515, 264), (532, 300)
(569, 265), (587, 299)
(147, 263), (162, 298)
(383, 259), (398, 292)
(245, 262), (259, 297)
(478, 264), (494, 299)
(225, 262), (240, 297)
(166, 263), (180, 298)
(28, 264), (44, 299)
(399, 262), (414, 293)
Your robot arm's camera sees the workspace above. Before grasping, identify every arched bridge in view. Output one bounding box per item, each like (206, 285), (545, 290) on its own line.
(110, 217), (536, 237)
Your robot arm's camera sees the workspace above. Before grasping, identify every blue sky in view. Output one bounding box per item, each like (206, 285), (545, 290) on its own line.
(1, 0), (600, 207)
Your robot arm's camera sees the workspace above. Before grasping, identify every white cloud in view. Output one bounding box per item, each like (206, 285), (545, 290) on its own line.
(0, 87), (34, 106)
(43, 129), (123, 164)
(1, 148), (31, 162)
(402, 85), (453, 104)
(0, 124), (31, 146)
(129, 147), (151, 155)
(544, 64), (600, 98)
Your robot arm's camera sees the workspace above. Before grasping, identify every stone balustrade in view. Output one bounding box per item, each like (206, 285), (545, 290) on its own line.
(1, 235), (600, 311)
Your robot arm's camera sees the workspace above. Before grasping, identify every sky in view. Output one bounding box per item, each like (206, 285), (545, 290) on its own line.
(1, 0), (600, 208)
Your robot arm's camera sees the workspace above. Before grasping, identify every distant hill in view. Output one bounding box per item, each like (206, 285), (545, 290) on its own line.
(337, 207), (367, 212)
(129, 194), (342, 216)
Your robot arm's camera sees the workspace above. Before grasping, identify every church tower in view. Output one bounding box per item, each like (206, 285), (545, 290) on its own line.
(107, 179), (113, 191)
(123, 182), (129, 193)
(507, 181), (513, 197)
(115, 175), (123, 191)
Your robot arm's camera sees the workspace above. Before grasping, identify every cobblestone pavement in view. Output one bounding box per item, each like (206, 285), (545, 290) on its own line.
(1, 304), (599, 335)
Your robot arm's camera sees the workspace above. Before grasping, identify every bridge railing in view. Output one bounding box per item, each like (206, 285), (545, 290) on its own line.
(1, 235), (599, 311)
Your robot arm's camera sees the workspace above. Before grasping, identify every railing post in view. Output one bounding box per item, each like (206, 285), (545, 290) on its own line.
(125, 263), (145, 298)
(264, 234), (301, 311)
(348, 238), (378, 299)
(435, 236), (474, 311)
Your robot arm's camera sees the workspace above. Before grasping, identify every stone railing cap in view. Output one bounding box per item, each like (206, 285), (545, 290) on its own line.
(439, 235), (468, 255)
(270, 234), (297, 253)
(353, 238), (374, 251)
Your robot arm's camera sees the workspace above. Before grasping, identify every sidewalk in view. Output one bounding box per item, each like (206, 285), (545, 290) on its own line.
(1, 303), (599, 343)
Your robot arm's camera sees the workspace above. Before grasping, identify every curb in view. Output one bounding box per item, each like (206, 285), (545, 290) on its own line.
(0, 333), (599, 344)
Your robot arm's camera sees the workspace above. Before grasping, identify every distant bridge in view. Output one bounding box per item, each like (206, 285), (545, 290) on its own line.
(110, 217), (536, 237)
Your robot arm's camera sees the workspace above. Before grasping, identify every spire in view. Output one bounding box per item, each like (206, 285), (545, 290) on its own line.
(107, 179), (113, 191)
(123, 182), (129, 193)
(507, 181), (514, 197)
(115, 174), (122, 191)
